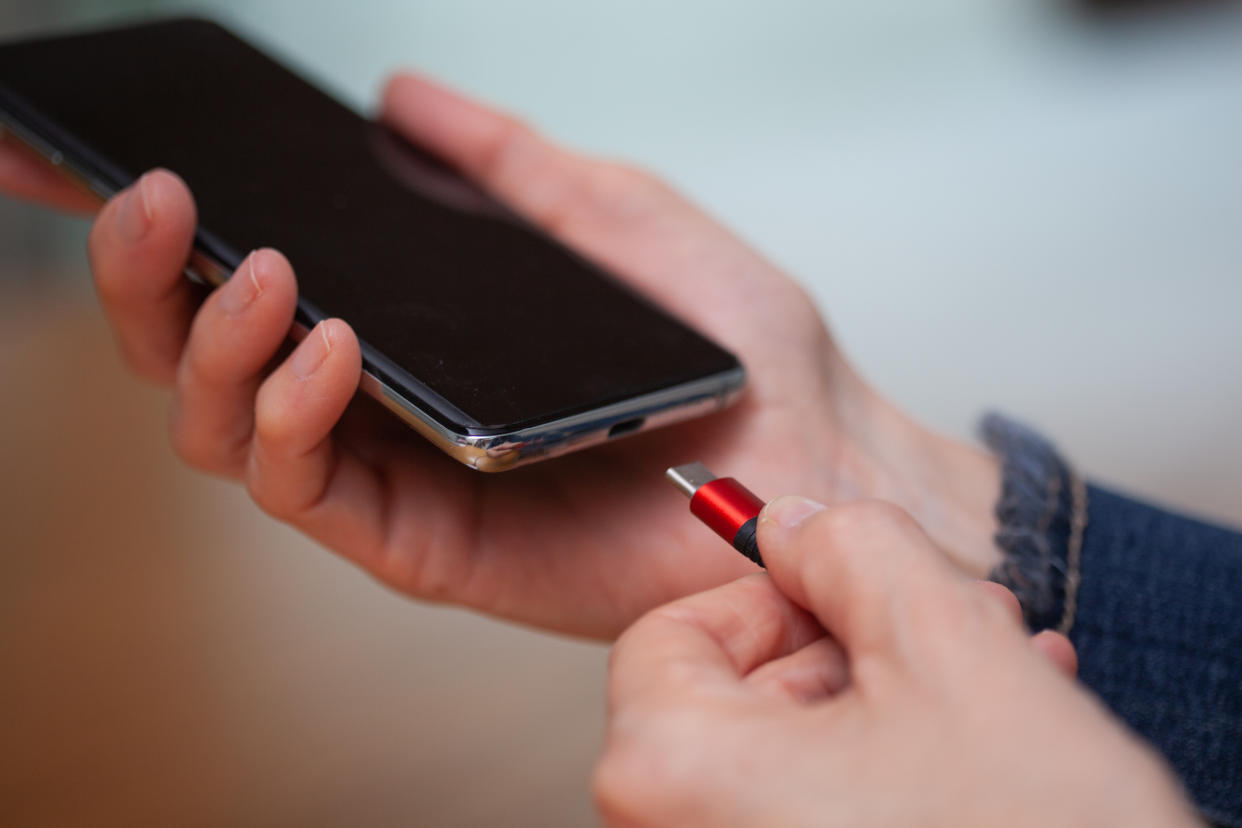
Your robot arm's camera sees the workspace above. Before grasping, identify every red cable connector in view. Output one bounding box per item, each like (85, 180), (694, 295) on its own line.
(666, 463), (765, 566)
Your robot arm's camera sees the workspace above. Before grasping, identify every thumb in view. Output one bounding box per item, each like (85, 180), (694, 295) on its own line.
(757, 497), (967, 658)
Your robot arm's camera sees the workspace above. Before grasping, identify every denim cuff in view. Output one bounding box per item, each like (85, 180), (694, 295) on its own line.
(980, 413), (1088, 633)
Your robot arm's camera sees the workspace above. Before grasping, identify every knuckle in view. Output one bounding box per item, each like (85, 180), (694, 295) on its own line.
(481, 115), (537, 180)
(603, 159), (662, 188)
(244, 409), (297, 517)
(135, 363), (176, 385)
(591, 748), (641, 823)
(975, 580), (1023, 621)
(244, 454), (288, 519)
(592, 712), (711, 825)
(166, 399), (245, 477)
(813, 499), (913, 544)
(179, 337), (212, 385)
(854, 499), (915, 528)
(907, 582), (1009, 659)
(968, 585), (1020, 631)
(585, 160), (665, 207)
(167, 408), (207, 469)
(592, 729), (679, 826)
(252, 389), (295, 456)
(632, 603), (708, 658)
(375, 528), (462, 604)
(180, 331), (234, 389)
(605, 617), (647, 676)
(117, 337), (176, 385)
(169, 426), (224, 476)
(243, 423), (330, 524)
(605, 635), (628, 677)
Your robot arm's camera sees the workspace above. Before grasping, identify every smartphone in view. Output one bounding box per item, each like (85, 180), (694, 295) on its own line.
(0, 18), (744, 471)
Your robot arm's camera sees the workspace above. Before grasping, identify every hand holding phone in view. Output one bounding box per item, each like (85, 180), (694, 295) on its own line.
(1, 20), (751, 470)
(1, 53), (1002, 640)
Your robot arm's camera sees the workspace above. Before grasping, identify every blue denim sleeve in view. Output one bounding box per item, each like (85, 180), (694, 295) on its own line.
(982, 414), (1242, 828)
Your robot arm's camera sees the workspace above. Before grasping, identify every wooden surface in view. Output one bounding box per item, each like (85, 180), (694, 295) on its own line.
(0, 299), (607, 827)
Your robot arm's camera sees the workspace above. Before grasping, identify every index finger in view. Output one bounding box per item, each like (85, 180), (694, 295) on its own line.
(0, 131), (101, 213)
(607, 574), (823, 714)
(88, 168), (199, 384)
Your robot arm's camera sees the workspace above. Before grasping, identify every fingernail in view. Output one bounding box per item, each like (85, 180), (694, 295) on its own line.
(218, 251), (265, 315)
(761, 495), (827, 529)
(117, 173), (152, 242)
(290, 321), (334, 379)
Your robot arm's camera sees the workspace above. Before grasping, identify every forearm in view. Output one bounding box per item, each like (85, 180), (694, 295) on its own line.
(982, 415), (1242, 827)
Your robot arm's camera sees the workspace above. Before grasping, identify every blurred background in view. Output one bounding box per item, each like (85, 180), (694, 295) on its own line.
(2, 1), (1240, 825)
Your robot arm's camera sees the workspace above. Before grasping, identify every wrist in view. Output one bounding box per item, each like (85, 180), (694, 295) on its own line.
(823, 355), (1002, 578)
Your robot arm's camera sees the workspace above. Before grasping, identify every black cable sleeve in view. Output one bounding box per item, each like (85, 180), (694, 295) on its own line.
(731, 517), (763, 567)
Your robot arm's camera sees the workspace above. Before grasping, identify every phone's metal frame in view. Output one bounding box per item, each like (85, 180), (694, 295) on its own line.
(1, 107), (746, 472)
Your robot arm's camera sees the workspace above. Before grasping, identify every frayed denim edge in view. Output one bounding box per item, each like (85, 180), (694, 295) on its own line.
(980, 413), (1085, 631)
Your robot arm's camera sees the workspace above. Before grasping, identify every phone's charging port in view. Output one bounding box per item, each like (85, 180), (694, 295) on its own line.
(607, 418), (645, 439)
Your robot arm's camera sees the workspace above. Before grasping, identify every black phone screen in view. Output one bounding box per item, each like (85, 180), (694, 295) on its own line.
(0, 18), (740, 434)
